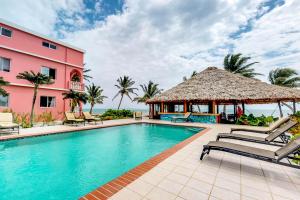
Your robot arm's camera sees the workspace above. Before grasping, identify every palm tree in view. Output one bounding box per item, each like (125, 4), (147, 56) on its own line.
(62, 90), (88, 113)
(16, 71), (53, 126)
(183, 71), (197, 81)
(0, 77), (9, 96)
(83, 64), (92, 82)
(86, 83), (107, 114)
(134, 81), (163, 103)
(113, 76), (138, 109)
(268, 68), (300, 87)
(223, 53), (261, 78)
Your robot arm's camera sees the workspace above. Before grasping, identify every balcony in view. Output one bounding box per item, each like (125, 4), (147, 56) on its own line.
(68, 81), (84, 91)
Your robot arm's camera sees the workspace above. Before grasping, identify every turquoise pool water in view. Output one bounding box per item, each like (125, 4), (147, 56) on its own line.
(0, 123), (202, 200)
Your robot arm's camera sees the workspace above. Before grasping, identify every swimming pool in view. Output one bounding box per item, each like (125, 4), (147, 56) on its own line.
(0, 123), (203, 200)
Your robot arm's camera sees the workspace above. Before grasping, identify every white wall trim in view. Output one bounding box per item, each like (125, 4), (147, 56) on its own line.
(0, 45), (83, 69)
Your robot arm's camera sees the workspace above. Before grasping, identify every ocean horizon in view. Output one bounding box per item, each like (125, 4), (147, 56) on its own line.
(84, 107), (296, 117)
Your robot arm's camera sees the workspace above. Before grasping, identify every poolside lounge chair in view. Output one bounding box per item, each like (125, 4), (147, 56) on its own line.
(216, 120), (297, 146)
(134, 111), (143, 120)
(171, 112), (191, 123)
(200, 137), (300, 169)
(64, 112), (85, 126)
(0, 113), (19, 134)
(230, 117), (290, 134)
(83, 112), (103, 124)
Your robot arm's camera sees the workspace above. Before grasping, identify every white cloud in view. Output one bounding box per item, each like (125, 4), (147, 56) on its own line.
(0, 0), (84, 36)
(64, 0), (267, 109)
(1, 0), (299, 110)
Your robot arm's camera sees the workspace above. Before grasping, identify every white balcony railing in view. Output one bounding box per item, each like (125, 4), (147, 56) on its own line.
(69, 81), (84, 91)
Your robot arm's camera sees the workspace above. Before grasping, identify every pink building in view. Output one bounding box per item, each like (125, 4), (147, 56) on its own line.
(0, 18), (85, 119)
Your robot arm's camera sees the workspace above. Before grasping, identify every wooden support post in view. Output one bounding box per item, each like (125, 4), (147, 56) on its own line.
(278, 101), (283, 117)
(212, 101), (216, 114)
(184, 101), (187, 113)
(161, 102), (164, 113)
(293, 100), (296, 114)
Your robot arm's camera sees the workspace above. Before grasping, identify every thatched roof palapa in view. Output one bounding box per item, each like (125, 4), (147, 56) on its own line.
(147, 67), (300, 104)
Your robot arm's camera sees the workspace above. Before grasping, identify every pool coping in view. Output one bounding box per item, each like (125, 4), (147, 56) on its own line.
(79, 125), (210, 200)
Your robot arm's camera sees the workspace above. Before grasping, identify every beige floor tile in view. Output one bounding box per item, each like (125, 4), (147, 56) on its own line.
(272, 194), (294, 200)
(158, 179), (184, 195)
(186, 177), (213, 194)
(211, 186), (240, 200)
(140, 173), (165, 185)
(157, 162), (177, 171)
(173, 166), (195, 177)
(109, 188), (142, 200)
(242, 185), (272, 200)
(146, 187), (176, 200)
(267, 180), (300, 200)
(167, 172), (190, 185)
(214, 177), (240, 193)
(241, 176), (269, 192)
(192, 171), (216, 185)
(179, 186), (209, 200)
(127, 180), (154, 196)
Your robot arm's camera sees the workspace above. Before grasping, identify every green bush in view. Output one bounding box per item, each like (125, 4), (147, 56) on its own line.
(101, 109), (133, 120)
(236, 114), (278, 127)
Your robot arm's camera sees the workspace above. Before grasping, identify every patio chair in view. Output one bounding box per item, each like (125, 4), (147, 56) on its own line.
(230, 117), (290, 134)
(0, 113), (19, 134)
(134, 111), (143, 120)
(83, 112), (103, 124)
(64, 112), (85, 126)
(171, 112), (191, 123)
(200, 137), (300, 169)
(216, 120), (297, 146)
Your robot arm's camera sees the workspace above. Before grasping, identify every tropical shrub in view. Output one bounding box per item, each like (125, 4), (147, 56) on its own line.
(290, 133), (300, 165)
(101, 109), (133, 120)
(37, 111), (55, 125)
(236, 114), (278, 127)
(290, 111), (300, 135)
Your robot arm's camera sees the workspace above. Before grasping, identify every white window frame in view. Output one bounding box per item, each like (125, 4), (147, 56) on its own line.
(0, 57), (11, 72)
(0, 94), (9, 107)
(42, 41), (57, 50)
(40, 96), (56, 108)
(0, 26), (13, 38)
(41, 66), (56, 80)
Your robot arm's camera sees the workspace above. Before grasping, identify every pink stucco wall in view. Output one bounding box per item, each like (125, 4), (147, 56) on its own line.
(0, 21), (84, 119)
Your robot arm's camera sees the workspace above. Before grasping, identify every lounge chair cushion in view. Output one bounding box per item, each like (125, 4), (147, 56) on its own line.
(275, 137), (300, 160)
(0, 122), (19, 128)
(0, 113), (14, 123)
(218, 133), (266, 142)
(207, 141), (275, 159)
(83, 112), (101, 121)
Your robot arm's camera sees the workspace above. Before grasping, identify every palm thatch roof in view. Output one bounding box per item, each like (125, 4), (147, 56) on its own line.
(147, 67), (300, 104)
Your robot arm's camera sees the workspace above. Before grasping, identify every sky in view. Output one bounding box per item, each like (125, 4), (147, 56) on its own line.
(0, 0), (299, 110)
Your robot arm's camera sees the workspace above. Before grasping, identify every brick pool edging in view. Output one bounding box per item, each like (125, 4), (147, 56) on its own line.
(80, 127), (210, 200)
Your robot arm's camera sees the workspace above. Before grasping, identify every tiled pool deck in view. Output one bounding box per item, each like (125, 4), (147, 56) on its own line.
(1, 119), (299, 200)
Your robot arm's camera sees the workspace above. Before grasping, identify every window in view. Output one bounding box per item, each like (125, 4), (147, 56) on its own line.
(0, 95), (9, 107)
(40, 96), (55, 108)
(42, 41), (57, 50)
(41, 66), (56, 79)
(0, 27), (12, 37)
(0, 57), (10, 72)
